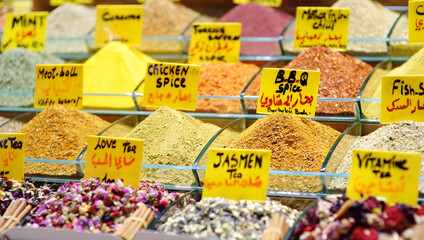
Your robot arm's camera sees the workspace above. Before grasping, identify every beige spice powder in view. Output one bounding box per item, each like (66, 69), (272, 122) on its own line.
(18, 105), (111, 177)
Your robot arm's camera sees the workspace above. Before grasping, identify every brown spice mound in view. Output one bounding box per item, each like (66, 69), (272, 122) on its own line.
(226, 113), (340, 191)
(19, 105), (111, 177)
(284, 46), (373, 115)
(197, 62), (261, 113)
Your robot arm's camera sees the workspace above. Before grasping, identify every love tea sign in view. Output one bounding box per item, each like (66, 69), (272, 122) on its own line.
(84, 136), (144, 188)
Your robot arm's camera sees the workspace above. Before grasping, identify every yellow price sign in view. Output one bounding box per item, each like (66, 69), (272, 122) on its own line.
(95, 5), (143, 47)
(84, 136), (144, 188)
(203, 148), (271, 202)
(346, 149), (421, 206)
(1, 12), (48, 52)
(34, 64), (83, 109)
(0, 134), (25, 182)
(50, 0), (93, 6)
(142, 62), (200, 111)
(137, 0), (179, 2)
(380, 75), (424, 123)
(409, 1), (424, 44)
(188, 22), (242, 63)
(256, 68), (320, 117)
(233, 0), (282, 7)
(294, 7), (349, 50)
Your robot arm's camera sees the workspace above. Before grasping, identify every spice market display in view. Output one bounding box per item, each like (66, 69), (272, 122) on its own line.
(0, 0), (423, 239)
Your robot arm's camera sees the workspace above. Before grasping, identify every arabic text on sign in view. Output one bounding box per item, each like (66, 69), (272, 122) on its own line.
(0, 134), (25, 182)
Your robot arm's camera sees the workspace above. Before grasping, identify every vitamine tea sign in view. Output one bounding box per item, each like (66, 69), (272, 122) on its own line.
(1, 12), (48, 52)
(256, 68), (320, 117)
(346, 149), (421, 206)
(232, 0), (282, 7)
(50, 0), (93, 6)
(34, 64), (83, 109)
(142, 62), (200, 111)
(188, 23), (241, 63)
(0, 134), (24, 182)
(203, 148), (271, 202)
(95, 5), (143, 47)
(84, 136), (144, 188)
(409, 1), (424, 43)
(294, 7), (349, 51)
(380, 75), (424, 123)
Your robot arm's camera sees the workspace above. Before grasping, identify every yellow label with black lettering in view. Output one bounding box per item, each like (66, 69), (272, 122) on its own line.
(294, 7), (350, 51)
(233, 0), (282, 7)
(203, 148), (271, 202)
(409, 1), (424, 44)
(380, 75), (424, 123)
(0, 134), (25, 182)
(346, 149), (420, 206)
(95, 5), (143, 47)
(1, 12), (48, 52)
(188, 22), (242, 63)
(257, 68), (320, 117)
(34, 64), (83, 109)
(84, 136), (144, 188)
(50, 0), (93, 6)
(142, 62), (200, 111)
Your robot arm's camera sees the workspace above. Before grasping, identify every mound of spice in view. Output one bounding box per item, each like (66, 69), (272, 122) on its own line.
(389, 15), (424, 57)
(44, 3), (96, 54)
(0, 48), (64, 107)
(24, 178), (184, 233)
(284, 46), (373, 115)
(158, 197), (300, 239)
(197, 62), (261, 113)
(84, 42), (156, 109)
(226, 112), (340, 191)
(127, 106), (238, 186)
(218, 3), (292, 56)
(361, 47), (424, 119)
(0, 116), (24, 133)
(293, 195), (424, 240)
(139, 0), (206, 54)
(330, 121), (424, 192)
(331, 0), (399, 54)
(18, 105), (111, 177)
(0, 178), (57, 215)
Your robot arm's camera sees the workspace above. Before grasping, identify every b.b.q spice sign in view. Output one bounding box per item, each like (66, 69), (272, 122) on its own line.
(409, 0), (424, 44)
(95, 5), (143, 47)
(34, 64), (83, 109)
(142, 62), (200, 111)
(203, 148), (271, 202)
(346, 149), (421, 206)
(1, 12), (48, 52)
(256, 68), (320, 117)
(294, 7), (350, 50)
(84, 136), (144, 188)
(380, 75), (424, 123)
(188, 22), (242, 63)
(0, 133), (25, 182)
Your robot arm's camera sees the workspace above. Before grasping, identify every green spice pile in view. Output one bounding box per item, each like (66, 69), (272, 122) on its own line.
(284, 46), (373, 115)
(127, 106), (238, 186)
(158, 197), (300, 239)
(330, 121), (424, 192)
(226, 112), (340, 191)
(0, 48), (64, 107)
(18, 105), (111, 177)
(44, 3), (96, 54)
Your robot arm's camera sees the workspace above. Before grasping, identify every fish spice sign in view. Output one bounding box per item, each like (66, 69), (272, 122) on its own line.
(380, 75), (424, 123)
(346, 149), (421, 206)
(203, 148), (271, 202)
(295, 7), (349, 50)
(257, 68), (320, 117)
